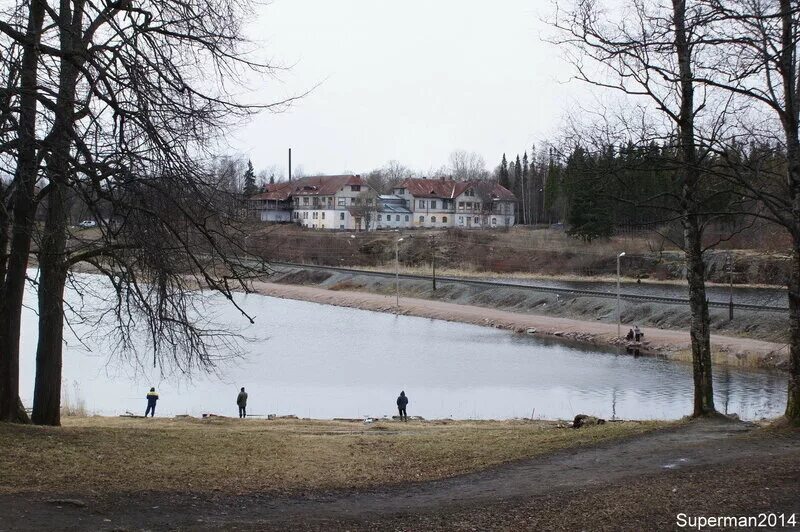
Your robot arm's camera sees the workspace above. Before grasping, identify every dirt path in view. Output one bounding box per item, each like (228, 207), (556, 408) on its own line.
(3, 420), (798, 531)
(251, 281), (788, 368)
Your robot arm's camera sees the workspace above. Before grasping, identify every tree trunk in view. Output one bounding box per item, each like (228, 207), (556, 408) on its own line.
(685, 217), (715, 416)
(32, 182), (68, 426)
(32, 0), (84, 426)
(0, 0), (46, 423)
(673, 0), (716, 417)
(787, 236), (800, 424)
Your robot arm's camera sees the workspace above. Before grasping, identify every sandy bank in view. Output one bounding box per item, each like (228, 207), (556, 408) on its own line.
(251, 281), (789, 370)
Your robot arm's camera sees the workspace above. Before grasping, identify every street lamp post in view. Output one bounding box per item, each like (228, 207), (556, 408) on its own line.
(617, 251), (626, 338)
(395, 237), (404, 310)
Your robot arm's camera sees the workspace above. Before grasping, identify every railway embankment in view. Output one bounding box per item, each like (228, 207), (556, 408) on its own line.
(259, 264), (789, 370)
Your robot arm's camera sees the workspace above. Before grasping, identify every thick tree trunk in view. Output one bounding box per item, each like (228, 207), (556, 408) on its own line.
(32, 0), (83, 426)
(32, 183), (68, 426)
(0, 0), (46, 423)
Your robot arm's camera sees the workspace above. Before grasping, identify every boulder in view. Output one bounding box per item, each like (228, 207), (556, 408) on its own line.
(572, 414), (606, 428)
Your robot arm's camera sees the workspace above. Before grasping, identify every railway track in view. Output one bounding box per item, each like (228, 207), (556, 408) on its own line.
(269, 261), (788, 313)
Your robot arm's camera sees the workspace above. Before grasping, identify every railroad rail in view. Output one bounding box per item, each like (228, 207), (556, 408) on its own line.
(268, 261), (788, 313)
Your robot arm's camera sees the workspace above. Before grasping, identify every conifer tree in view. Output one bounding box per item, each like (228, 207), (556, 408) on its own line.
(499, 154), (510, 189)
(243, 160), (257, 196)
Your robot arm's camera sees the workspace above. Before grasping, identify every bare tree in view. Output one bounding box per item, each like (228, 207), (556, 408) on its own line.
(0, 0), (292, 425)
(695, 0), (800, 424)
(552, 0), (729, 416)
(448, 150), (489, 181)
(0, 0), (47, 422)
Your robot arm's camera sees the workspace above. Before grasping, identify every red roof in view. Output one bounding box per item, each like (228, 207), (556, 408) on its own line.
(397, 178), (516, 201)
(251, 181), (294, 201)
(290, 175), (367, 196)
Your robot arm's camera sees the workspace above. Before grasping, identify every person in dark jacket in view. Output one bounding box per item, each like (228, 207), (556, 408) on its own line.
(145, 387), (159, 417)
(396, 391), (409, 421)
(237, 387), (248, 418)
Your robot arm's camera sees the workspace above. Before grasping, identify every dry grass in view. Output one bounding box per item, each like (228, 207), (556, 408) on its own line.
(0, 417), (667, 496)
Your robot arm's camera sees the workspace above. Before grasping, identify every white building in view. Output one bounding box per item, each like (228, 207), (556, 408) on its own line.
(249, 175), (517, 230)
(393, 178), (516, 229)
(290, 175), (373, 230)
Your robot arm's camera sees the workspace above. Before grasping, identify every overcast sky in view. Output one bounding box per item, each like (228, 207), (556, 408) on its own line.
(229, 0), (583, 177)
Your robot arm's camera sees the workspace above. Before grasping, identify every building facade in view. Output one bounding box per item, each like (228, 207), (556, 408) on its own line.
(250, 175), (516, 230)
(393, 178), (516, 229)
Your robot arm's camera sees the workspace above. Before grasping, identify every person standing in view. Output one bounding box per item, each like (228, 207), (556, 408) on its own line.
(237, 387), (248, 419)
(145, 387), (159, 417)
(396, 390), (409, 422)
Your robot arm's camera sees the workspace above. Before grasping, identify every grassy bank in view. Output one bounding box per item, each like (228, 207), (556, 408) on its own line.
(0, 417), (665, 496)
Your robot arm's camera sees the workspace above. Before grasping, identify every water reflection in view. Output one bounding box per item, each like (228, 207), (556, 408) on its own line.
(18, 275), (787, 420)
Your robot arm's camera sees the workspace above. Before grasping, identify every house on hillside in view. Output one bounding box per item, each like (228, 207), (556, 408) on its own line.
(392, 178), (516, 229)
(454, 180), (516, 228)
(289, 175), (374, 230)
(249, 181), (294, 222)
(375, 195), (412, 229)
(248, 175), (516, 230)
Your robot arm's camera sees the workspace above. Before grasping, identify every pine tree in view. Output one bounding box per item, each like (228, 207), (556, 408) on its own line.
(243, 160), (257, 196)
(499, 154), (510, 189)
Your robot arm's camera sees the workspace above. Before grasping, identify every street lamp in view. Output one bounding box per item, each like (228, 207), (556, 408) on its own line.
(617, 251), (626, 338)
(395, 237), (404, 310)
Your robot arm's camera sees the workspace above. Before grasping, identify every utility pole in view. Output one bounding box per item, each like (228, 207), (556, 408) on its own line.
(617, 251), (626, 338)
(431, 236), (437, 292)
(728, 252), (734, 321)
(395, 237), (404, 311)
(288, 148), (292, 182)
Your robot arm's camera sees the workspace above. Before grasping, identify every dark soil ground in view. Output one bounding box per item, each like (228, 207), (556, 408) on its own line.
(2, 419), (798, 531)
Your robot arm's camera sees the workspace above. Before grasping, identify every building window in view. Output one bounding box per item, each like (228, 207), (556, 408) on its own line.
(466, 202), (472, 209)
(312, 212), (318, 219)
(458, 201), (464, 209)
(340, 212), (345, 220)
(442, 216), (448, 223)
(377, 214), (382, 221)
(405, 215), (409, 222)
(351, 185), (361, 192)
(465, 189), (474, 197)
(492, 217), (497, 225)
(303, 197), (309, 205)
(340, 224), (345, 229)
(419, 215), (424, 223)
(338, 198), (346, 206)
(474, 217), (479, 223)
(431, 216), (437, 223)
(431, 200), (437, 209)
(321, 212), (325, 220)
(505, 217), (511, 225)
(458, 216), (464, 225)
(303, 212), (308, 219)
(418, 200), (426, 209)
(396, 215), (400, 221)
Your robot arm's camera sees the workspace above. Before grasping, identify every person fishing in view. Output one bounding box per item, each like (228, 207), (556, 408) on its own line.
(396, 390), (409, 421)
(145, 387), (159, 417)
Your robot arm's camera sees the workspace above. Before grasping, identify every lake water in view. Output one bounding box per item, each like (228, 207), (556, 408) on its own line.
(19, 273), (787, 420)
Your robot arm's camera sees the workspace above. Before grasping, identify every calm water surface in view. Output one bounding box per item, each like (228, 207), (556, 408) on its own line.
(19, 274), (786, 420)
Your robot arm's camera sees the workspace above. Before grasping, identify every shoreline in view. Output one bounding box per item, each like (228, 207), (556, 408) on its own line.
(251, 280), (789, 370)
